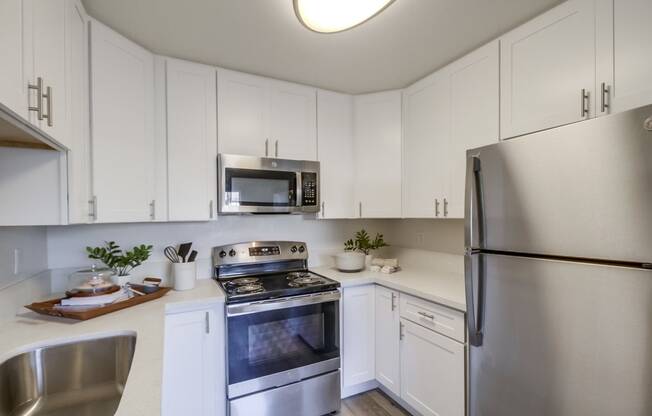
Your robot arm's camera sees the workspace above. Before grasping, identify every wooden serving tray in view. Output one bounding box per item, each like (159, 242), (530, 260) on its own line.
(25, 287), (172, 321)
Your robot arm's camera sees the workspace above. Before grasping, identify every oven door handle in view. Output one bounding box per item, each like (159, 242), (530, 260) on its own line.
(227, 290), (340, 317)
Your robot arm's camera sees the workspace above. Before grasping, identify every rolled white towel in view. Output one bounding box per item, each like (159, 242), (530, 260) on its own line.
(381, 265), (398, 274)
(383, 258), (399, 268)
(370, 265), (382, 272)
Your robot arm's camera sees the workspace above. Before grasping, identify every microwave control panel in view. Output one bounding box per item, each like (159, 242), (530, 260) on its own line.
(301, 172), (318, 206)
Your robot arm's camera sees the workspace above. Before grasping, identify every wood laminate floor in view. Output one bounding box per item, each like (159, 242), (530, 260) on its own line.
(336, 389), (411, 416)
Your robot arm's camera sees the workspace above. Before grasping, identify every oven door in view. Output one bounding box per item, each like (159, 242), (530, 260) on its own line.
(226, 291), (340, 399)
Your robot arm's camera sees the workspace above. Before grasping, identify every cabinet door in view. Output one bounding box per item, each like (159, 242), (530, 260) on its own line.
(353, 91), (402, 218)
(342, 285), (375, 390)
(90, 19), (156, 223)
(317, 90), (355, 219)
(217, 69), (268, 157)
(28, 0), (68, 144)
(162, 309), (219, 416)
(402, 72), (449, 218)
(447, 40), (499, 218)
(500, 0), (596, 139)
(0, 0), (27, 118)
(374, 286), (400, 396)
(596, 0), (652, 115)
(269, 80), (317, 160)
(166, 58), (217, 221)
(66, 0), (90, 224)
(400, 319), (465, 416)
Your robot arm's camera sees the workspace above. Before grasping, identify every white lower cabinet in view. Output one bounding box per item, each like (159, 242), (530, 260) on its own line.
(374, 286), (401, 396)
(162, 306), (225, 416)
(341, 285), (376, 396)
(400, 318), (465, 416)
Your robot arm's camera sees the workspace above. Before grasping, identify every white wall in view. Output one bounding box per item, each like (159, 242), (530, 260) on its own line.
(384, 219), (464, 255)
(46, 216), (389, 281)
(0, 226), (48, 290)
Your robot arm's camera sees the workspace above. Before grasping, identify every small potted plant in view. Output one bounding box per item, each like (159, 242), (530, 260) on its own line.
(336, 230), (388, 272)
(86, 241), (153, 286)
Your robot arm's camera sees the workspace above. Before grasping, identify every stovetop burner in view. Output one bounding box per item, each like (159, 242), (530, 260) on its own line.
(235, 283), (264, 294)
(229, 277), (260, 286)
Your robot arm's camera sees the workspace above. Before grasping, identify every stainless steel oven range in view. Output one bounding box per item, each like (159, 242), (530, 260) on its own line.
(213, 241), (341, 416)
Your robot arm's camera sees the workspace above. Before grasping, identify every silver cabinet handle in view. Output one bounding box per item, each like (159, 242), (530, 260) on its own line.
(418, 311), (435, 320)
(391, 292), (397, 311)
(42, 85), (53, 126)
(209, 200), (214, 219)
(149, 200), (156, 220)
(358, 202), (362, 218)
(205, 311), (210, 334)
(601, 82), (610, 113)
(28, 77), (44, 120)
(581, 88), (589, 118)
(88, 196), (97, 221)
(274, 140), (278, 158)
(435, 198), (440, 217)
(443, 198), (448, 217)
(399, 321), (405, 340)
(321, 201), (325, 217)
(265, 139), (269, 157)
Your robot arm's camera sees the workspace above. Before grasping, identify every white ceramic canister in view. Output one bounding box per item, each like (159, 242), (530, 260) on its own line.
(173, 262), (196, 291)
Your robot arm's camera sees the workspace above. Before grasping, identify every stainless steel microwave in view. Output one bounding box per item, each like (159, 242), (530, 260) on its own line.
(218, 154), (320, 214)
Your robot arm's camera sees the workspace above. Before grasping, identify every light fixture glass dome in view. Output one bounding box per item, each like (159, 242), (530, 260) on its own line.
(294, 0), (396, 34)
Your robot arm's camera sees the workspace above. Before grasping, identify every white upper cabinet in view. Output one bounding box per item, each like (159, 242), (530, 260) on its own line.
(65, 0), (91, 224)
(596, 0), (652, 116)
(402, 71), (449, 218)
(0, 0), (28, 118)
(500, 0), (596, 139)
(375, 286), (401, 396)
(353, 90), (402, 218)
(24, 0), (69, 145)
(317, 90), (355, 219)
(269, 80), (316, 160)
(165, 58), (217, 221)
(89, 19), (158, 223)
(217, 69), (269, 157)
(217, 69), (317, 160)
(447, 40), (499, 218)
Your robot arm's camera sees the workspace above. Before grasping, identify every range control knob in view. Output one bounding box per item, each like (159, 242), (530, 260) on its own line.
(229, 249), (237, 257)
(298, 245), (305, 253)
(290, 245), (298, 253)
(218, 250), (227, 258)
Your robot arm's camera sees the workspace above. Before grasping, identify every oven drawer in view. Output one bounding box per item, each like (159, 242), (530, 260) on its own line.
(399, 294), (465, 342)
(229, 370), (341, 416)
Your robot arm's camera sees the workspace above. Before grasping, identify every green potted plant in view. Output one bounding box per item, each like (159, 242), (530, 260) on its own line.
(336, 230), (389, 272)
(86, 241), (153, 286)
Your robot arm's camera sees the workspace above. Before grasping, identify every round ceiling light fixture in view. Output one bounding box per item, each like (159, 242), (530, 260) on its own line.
(294, 0), (396, 34)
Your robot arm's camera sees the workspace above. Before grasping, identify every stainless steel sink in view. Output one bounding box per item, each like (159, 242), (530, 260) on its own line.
(0, 334), (136, 416)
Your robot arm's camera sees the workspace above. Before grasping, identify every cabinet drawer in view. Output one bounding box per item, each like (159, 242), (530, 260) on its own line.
(399, 294), (465, 343)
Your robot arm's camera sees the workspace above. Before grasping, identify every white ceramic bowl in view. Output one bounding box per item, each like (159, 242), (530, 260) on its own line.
(335, 252), (366, 273)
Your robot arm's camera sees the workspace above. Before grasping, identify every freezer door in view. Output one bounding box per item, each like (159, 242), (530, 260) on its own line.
(466, 253), (652, 416)
(465, 105), (652, 263)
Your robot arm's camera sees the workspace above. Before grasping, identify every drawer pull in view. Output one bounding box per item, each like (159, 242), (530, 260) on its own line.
(418, 311), (435, 320)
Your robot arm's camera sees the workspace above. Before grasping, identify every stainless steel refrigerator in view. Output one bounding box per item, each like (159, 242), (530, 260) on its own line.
(464, 105), (652, 416)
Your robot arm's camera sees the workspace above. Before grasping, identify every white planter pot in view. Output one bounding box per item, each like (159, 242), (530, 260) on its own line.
(112, 274), (131, 287)
(334, 252), (365, 273)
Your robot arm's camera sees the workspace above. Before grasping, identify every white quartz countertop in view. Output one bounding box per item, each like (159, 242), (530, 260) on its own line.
(0, 279), (225, 416)
(312, 250), (467, 312)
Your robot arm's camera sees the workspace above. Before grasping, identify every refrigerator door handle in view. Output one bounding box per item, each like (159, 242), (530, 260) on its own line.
(465, 155), (486, 249)
(465, 251), (485, 347)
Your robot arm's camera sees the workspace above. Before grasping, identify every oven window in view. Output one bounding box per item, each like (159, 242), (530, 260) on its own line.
(225, 168), (296, 207)
(227, 301), (339, 385)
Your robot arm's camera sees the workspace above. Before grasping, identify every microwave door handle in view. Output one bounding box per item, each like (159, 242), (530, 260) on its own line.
(296, 172), (302, 207)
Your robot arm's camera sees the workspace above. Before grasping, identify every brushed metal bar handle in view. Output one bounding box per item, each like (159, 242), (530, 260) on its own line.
(209, 200), (214, 219)
(601, 82), (610, 113)
(205, 312), (210, 334)
(418, 311), (435, 320)
(265, 139), (269, 157)
(358, 202), (362, 218)
(581, 88), (589, 118)
(321, 201), (325, 217)
(274, 140), (278, 158)
(399, 321), (404, 340)
(88, 196), (97, 220)
(435, 198), (440, 217)
(391, 292), (397, 311)
(443, 198), (448, 217)
(149, 200), (156, 220)
(42, 85), (53, 126)
(27, 77), (44, 120)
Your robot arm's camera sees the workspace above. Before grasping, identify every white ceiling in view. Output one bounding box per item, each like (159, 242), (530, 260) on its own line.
(82, 0), (563, 94)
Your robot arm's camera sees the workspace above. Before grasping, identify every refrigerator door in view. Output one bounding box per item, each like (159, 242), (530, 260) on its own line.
(465, 105), (652, 264)
(466, 252), (652, 416)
